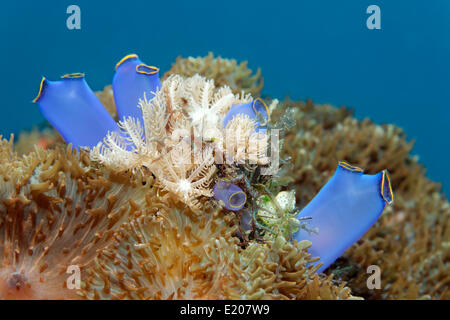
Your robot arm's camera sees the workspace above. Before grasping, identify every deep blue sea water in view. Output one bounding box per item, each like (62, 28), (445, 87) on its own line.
(0, 1), (449, 197)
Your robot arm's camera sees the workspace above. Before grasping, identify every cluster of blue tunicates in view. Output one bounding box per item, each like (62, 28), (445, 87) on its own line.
(33, 54), (160, 149)
(34, 54), (394, 274)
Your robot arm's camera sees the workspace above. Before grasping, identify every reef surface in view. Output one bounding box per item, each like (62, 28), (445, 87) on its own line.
(1, 53), (448, 300)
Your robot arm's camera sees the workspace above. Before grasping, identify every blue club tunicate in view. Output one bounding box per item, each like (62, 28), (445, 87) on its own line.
(112, 54), (161, 124)
(213, 180), (247, 211)
(294, 161), (394, 273)
(223, 98), (269, 132)
(33, 73), (120, 149)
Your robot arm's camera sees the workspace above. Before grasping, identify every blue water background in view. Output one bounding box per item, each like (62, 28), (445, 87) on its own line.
(1, 1), (449, 196)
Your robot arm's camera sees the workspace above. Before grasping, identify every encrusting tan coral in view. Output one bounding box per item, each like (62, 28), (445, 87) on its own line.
(164, 52), (264, 96)
(80, 200), (240, 299)
(9, 53), (449, 300)
(2, 136), (356, 300)
(230, 235), (360, 300)
(0, 136), (149, 299)
(0, 136), (358, 299)
(80, 195), (357, 300)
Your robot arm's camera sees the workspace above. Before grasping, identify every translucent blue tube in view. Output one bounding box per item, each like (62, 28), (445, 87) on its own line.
(213, 180), (247, 211)
(223, 98), (269, 131)
(294, 161), (394, 273)
(33, 73), (120, 148)
(112, 54), (161, 124)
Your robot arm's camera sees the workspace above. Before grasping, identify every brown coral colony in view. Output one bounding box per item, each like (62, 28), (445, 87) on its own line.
(3, 54), (449, 300)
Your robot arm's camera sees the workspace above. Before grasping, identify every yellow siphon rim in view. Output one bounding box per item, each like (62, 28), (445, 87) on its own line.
(33, 77), (46, 103)
(252, 98), (270, 121)
(136, 64), (159, 75)
(115, 54), (139, 70)
(228, 191), (247, 208)
(381, 170), (394, 205)
(61, 72), (85, 79)
(338, 160), (364, 173)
